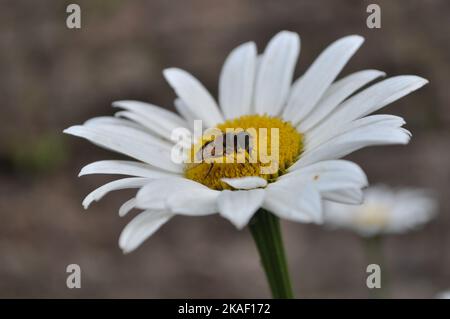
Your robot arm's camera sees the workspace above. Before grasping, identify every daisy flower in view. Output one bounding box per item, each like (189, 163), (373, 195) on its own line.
(64, 31), (427, 298)
(323, 185), (437, 299)
(324, 185), (437, 237)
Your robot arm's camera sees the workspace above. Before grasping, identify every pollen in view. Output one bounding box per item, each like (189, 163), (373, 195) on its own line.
(353, 204), (390, 228)
(184, 114), (303, 190)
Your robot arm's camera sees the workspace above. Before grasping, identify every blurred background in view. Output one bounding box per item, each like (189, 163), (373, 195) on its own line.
(1, 0), (449, 298)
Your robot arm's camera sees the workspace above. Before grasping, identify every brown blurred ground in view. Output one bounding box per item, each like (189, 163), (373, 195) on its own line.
(0, 0), (449, 298)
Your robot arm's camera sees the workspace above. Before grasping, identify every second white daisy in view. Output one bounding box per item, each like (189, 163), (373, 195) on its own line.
(324, 185), (437, 236)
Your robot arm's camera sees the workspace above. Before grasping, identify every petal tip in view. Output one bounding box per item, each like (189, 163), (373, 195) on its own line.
(271, 30), (300, 46)
(346, 34), (365, 44)
(63, 126), (76, 135)
(399, 75), (429, 87)
(416, 76), (429, 86)
(121, 247), (133, 254)
(163, 67), (182, 80)
(240, 41), (257, 51)
(233, 221), (248, 230)
(373, 70), (387, 78)
(111, 100), (129, 108)
(277, 30), (298, 37)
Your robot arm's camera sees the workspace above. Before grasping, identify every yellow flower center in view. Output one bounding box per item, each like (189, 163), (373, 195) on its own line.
(353, 204), (390, 228)
(184, 115), (303, 190)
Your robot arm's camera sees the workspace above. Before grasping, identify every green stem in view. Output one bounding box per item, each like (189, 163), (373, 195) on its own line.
(249, 209), (294, 299)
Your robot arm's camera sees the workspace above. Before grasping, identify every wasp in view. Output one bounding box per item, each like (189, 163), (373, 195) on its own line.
(194, 131), (254, 179)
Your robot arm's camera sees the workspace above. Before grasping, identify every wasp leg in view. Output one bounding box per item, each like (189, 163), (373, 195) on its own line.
(203, 163), (214, 179)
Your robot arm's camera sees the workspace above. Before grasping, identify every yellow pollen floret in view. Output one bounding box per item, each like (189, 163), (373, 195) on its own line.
(353, 204), (391, 228)
(184, 115), (303, 190)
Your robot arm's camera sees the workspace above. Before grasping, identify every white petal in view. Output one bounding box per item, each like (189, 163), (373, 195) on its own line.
(119, 198), (137, 217)
(310, 75), (428, 137)
(254, 31), (300, 116)
(219, 42), (257, 119)
(83, 122), (173, 150)
(167, 188), (219, 216)
(284, 160), (368, 192)
(84, 116), (144, 131)
(119, 210), (173, 253)
(78, 117), (158, 151)
(322, 188), (364, 205)
(388, 189), (437, 232)
(114, 111), (176, 142)
(174, 98), (196, 128)
(163, 68), (224, 127)
(79, 160), (179, 178)
(287, 159), (363, 175)
(291, 127), (411, 169)
(82, 177), (151, 209)
(323, 185), (437, 236)
(64, 125), (182, 173)
(281, 160), (367, 206)
(264, 181), (322, 223)
(136, 177), (210, 210)
(221, 176), (268, 190)
(217, 189), (265, 229)
(291, 126), (411, 169)
(283, 35), (364, 124)
(299, 69), (385, 132)
(112, 100), (188, 139)
(113, 100), (187, 126)
(305, 114), (406, 152)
